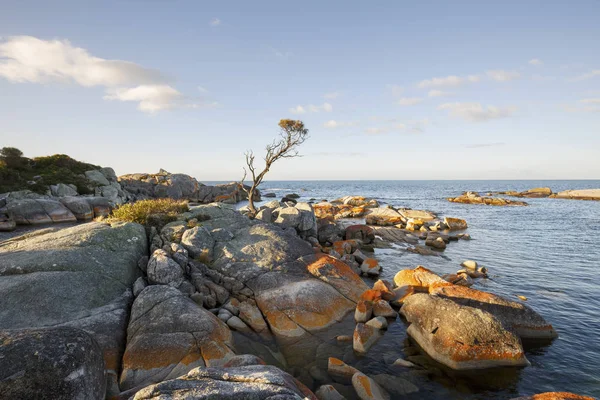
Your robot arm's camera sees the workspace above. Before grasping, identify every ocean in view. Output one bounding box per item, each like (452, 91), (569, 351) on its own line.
(235, 180), (600, 399)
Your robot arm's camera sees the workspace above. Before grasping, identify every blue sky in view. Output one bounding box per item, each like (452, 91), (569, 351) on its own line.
(1, 0), (599, 180)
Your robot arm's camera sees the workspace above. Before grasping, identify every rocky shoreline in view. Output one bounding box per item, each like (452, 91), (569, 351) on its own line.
(0, 177), (595, 399)
(448, 187), (600, 206)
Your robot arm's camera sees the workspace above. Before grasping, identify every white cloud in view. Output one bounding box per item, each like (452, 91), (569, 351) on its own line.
(292, 102), (332, 114)
(428, 90), (452, 97)
(104, 85), (183, 112)
(438, 102), (517, 122)
(323, 91), (340, 99)
(570, 70), (600, 82)
(365, 118), (429, 135)
(289, 105), (306, 114)
(365, 127), (389, 135)
(417, 74), (480, 88)
(529, 58), (543, 66)
(210, 18), (221, 27)
(396, 97), (423, 106)
(0, 35), (198, 113)
(487, 70), (521, 81)
(580, 98), (600, 104)
(323, 120), (358, 129)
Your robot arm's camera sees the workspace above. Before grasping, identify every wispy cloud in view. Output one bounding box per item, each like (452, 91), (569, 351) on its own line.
(323, 91), (341, 99)
(0, 35), (202, 113)
(569, 69), (600, 82)
(365, 119), (429, 135)
(438, 102), (517, 122)
(487, 70), (521, 81)
(417, 74), (480, 88)
(396, 97), (423, 106)
(529, 58), (543, 66)
(209, 18), (221, 27)
(466, 142), (506, 149)
(387, 84), (404, 96)
(428, 89), (452, 97)
(290, 102), (332, 114)
(311, 151), (366, 157)
(323, 120), (358, 129)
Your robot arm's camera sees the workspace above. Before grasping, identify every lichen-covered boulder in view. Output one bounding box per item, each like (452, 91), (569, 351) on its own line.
(181, 226), (215, 262)
(510, 392), (595, 400)
(0, 327), (106, 400)
(401, 293), (530, 370)
(393, 266), (449, 289)
(6, 198), (77, 224)
(146, 249), (185, 287)
(120, 285), (235, 392)
(130, 365), (316, 400)
(0, 221), (147, 396)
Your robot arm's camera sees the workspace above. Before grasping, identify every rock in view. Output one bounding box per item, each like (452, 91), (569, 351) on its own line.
(238, 301), (269, 337)
(509, 392), (595, 400)
(274, 202), (317, 238)
(314, 202), (367, 220)
(345, 224), (375, 244)
(444, 217), (468, 231)
(398, 209), (436, 221)
(393, 266), (448, 289)
(443, 273), (474, 287)
(425, 235), (446, 249)
(552, 189), (600, 201)
(401, 293), (530, 369)
(254, 207), (272, 222)
(353, 323), (382, 354)
(316, 384), (346, 400)
(366, 316), (388, 330)
(448, 192), (528, 206)
(372, 300), (396, 318)
(59, 196), (94, 220)
(371, 373), (419, 396)
(86, 170), (111, 186)
(120, 285), (235, 391)
(226, 315), (252, 334)
(264, 192), (276, 198)
(328, 357), (360, 384)
(130, 365), (315, 400)
(355, 300), (373, 323)
(169, 243), (189, 269)
(430, 284), (558, 339)
(146, 249), (185, 287)
(50, 182), (78, 197)
(87, 196), (112, 217)
(0, 221), (146, 396)
(365, 207), (403, 226)
(306, 254), (370, 302)
(0, 327), (106, 400)
(519, 187), (553, 198)
(0, 214), (16, 231)
(351, 372), (390, 400)
(405, 218), (423, 231)
(181, 226), (215, 262)
(372, 280), (395, 301)
(360, 258), (381, 276)
(6, 198), (77, 225)
(390, 286), (416, 307)
(286, 193), (301, 199)
(133, 277), (147, 297)
(392, 358), (415, 368)
(461, 260), (478, 270)
(318, 220), (344, 245)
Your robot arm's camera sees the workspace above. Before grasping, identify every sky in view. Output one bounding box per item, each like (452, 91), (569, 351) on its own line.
(1, 0), (599, 181)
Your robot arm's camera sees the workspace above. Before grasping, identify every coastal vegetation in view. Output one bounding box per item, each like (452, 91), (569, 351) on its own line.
(107, 198), (189, 226)
(242, 119), (308, 217)
(0, 147), (101, 194)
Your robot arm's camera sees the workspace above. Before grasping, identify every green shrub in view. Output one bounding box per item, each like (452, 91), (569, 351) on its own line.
(108, 199), (189, 225)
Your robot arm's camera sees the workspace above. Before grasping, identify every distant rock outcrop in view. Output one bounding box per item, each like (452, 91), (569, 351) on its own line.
(448, 191), (529, 206)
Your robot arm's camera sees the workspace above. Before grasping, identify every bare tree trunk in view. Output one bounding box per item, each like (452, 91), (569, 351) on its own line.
(247, 185), (257, 216)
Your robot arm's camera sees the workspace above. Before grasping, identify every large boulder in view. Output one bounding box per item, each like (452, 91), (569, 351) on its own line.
(430, 284), (557, 339)
(120, 285), (235, 392)
(274, 202), (317, 239)
(6, 198), (77, 224)
(181, 226), (216, 262)
(130, 365), (316, 400)
(393, 266), (449, 289)
(401, 293), (530, 370)
(365, 207), (404, 226)
(0, 221), (147, 396)
(50, 183), (78, 197)
(0, 327), (106, 400)
(552, 189), (600, 201)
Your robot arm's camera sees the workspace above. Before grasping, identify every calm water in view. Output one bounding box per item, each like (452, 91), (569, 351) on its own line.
(246, 180), (600, 399)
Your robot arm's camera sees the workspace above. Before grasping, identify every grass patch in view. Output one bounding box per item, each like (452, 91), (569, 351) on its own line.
(108, 199), (189, 226)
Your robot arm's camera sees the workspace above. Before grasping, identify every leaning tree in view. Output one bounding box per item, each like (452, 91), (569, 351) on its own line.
(242, 119), (309, 217)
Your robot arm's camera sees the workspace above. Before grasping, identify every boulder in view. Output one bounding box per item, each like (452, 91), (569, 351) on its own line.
(181, 226), (215, 262)
(448, 192), (528, 206)
(366, 316), (388, 330)
(130, 365), (316, 400)
(372, 280), (395, 301)
(353, 323), (381, 354)
(345, 224), (375, 244)
(360, 258), (381, 276)
(371, 373), (419, 397)
(0, 222), (146, 396)
(146, 249), (185, 287)
(365, 207), (403, 226)
(351, 372), (390, 400)
(120, 285), (235, 391)
(50, 183), (78, 197)
(393, 266), (448, 289)
(0, 213), (16, 231)
(314, 202), (367, 220)
(6, 198), (76, 224)
(0, 327), (106, 400)
(430, 284), (558, 339)
(60, 196), (94, 220)
(372, 300), (396, 318)
(327, 357), (359, 384)
(316, 384), (346, 400)
(552, 189), (600, 201)
(355, 300), (373, 323)
(86, 170), (111, 186)
(397, 209), (436, 222)
(401, 293), (530, 369)
(318, 220), (344, 245)
(444, 217), (468, 231)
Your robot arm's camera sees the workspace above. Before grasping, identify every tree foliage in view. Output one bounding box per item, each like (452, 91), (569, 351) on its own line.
(242, 119), (309, 216)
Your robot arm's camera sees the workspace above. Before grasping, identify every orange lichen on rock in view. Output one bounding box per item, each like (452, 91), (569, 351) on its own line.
(372, 280), (395, 301)
(393, 266), (450, 289)
(360, 289), (383, 302)
(306, 254), (368, 302)
(510, 393), (595, 400)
